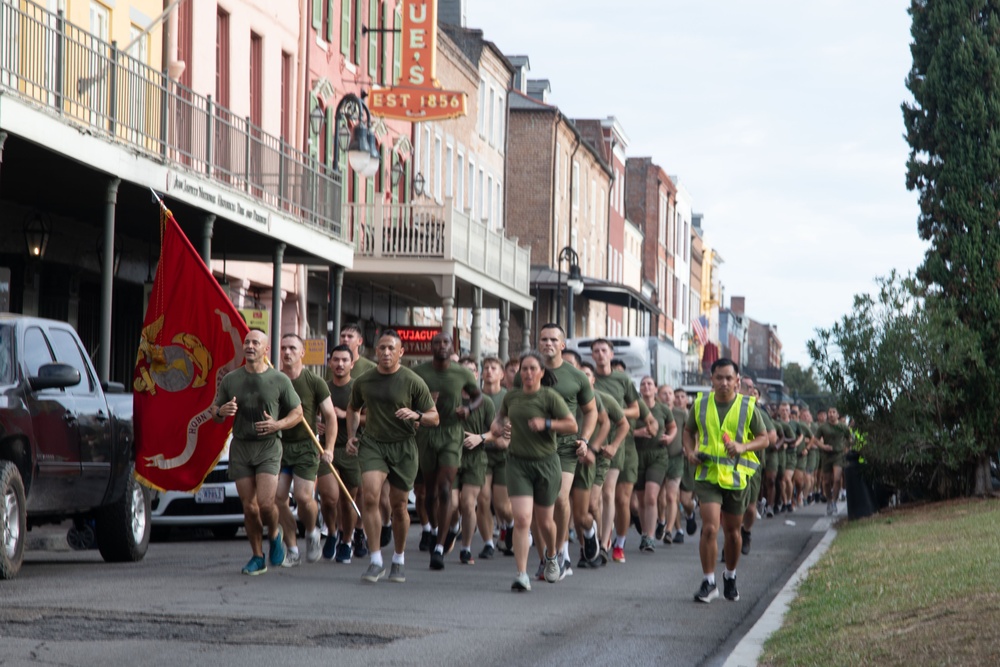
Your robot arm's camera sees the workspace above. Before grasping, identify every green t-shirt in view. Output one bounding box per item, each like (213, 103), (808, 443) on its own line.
(327, 378), (354, 449)
(514, 362), (594, 445)
(501, 387), (571, 460)
(669, 406), (687, 456)
(351, 355), (377, 379)
(484, 387), (507, 414)
(348, 366), (434, 443)
(216, 366), (301, 442)
(413, 361), (481, 432)
(635, 401), (675, 451)
(464, 394), (496, 441)
(594, 370), (640, 446)
(598, 390), (625, 450)
(817, 421), (850, 453)
(283, 368), (331, 442)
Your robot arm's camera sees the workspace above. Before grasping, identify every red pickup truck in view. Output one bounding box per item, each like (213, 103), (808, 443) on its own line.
(0, 315), (150, 579)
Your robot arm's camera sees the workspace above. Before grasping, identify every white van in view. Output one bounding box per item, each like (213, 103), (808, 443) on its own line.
(565, 336), (684, 389)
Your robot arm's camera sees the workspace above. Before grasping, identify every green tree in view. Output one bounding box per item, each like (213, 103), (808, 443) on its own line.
(809, 273), (985, 497)
(901, 0), (1000, 495)
(782, 363), (832, 415)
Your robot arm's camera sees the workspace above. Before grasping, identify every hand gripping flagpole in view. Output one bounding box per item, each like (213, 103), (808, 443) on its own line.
(301, 419), (361, 518)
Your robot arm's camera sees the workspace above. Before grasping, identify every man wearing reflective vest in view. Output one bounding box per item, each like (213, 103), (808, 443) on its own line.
(683, 358), (768, 603)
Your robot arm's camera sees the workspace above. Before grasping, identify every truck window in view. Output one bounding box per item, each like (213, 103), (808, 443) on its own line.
(0, 325), (12, 384)
(48, 328), (96, 395)
(23, 327), (55, 378)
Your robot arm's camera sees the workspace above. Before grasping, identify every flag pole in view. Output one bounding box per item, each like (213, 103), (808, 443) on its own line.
(301, 420), (361, 518)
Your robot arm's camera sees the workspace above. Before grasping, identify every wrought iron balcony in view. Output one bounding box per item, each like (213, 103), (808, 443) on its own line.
(0, 0), (343, 239)
(346, 198), (531, 294)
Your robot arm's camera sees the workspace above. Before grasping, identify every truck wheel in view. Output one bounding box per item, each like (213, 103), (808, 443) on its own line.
(95, 473), (151, 563)
(0, 460), (27, 579)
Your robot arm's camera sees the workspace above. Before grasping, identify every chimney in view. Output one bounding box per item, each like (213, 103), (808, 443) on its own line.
(731, 296), (745, 315)
(438, 0), (466, 27)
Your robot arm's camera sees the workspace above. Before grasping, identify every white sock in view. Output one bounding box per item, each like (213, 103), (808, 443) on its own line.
(705, 573), (716, 585)
(391, 552), (404, 565)
(309, 528), (320, 540)
(561, 542), (570, 561)
(584, 524), (596, 539)
(370, 551), (383, 567)
(724, 569), (736, 580)
(288, 546), (299, 556)
(422, 522), (432, 532)
(614, 535), (626, 548)
(484, 540), (495, 548)
(434, 544), (444, 554)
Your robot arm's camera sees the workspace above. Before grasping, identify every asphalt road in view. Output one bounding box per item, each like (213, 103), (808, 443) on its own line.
(3, 503), (836, 667)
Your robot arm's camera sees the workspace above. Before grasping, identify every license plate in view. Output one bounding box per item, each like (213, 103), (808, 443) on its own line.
(195, 486), (225, 504)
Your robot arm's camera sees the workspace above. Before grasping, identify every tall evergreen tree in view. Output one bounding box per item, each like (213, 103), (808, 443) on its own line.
(902, 0), (1000, 494)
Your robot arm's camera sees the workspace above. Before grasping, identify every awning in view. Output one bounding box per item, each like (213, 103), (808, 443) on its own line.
(530, 266), (663, 316)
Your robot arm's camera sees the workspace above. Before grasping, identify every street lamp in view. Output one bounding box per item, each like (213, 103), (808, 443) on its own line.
(322, 92), (381, 179)
(23, 212), (51, 259)
(413, 171), (426, 197)
(556, 246), (584, 338)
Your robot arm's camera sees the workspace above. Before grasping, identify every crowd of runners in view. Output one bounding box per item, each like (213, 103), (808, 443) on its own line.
(209, 323), (853, 601)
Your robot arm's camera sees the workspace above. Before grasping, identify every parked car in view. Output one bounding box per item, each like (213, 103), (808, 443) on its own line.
(148, 439), (244, 539)
(0, 315), (150, 579)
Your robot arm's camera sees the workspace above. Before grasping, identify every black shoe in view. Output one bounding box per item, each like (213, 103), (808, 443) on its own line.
(460, 549), (474, 565)
(654, 521), (666, 541)
(380, 524), (392, 549)
(577, 554), (590, 569)
(321, 533), (338, 560)
(430, 549), (445, 570)
(442, 528), (458, 555)
(583, 527), (599, 562)
(723, 575), (740, 601)
(631, 513), (642, 536)
(419, 530), (433, 552)
(672, 530), (685, 545)
(353, 530), (369, 558)
(503, 526), (514, 555)
(741, 527), (751, 556)
(478, 543), (495, 560)
(686, 513), (697, 536)
(694, 579), (719, 603)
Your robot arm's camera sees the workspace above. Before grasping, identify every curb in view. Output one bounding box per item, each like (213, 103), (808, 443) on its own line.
(722, 517), (838, 667)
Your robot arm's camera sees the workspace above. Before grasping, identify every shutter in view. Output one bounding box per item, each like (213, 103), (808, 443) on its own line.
(325, 106), (335, 167)
(393, 7), (401, 85)
(340, 0), (351, 57)
(381, 1), (392, 85)
(313, 0), (323, 30)
(326, 0), (335, 42)
(368, 0), (378, 77)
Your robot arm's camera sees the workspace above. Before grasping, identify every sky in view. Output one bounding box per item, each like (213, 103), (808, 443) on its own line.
(465, 0), (926, 366)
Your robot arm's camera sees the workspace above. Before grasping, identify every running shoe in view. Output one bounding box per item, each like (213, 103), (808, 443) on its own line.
(559, 558), (573, 579)
(334, 541), (352, 564)
(380, 524), (393, 549)
(478, 543), (495, 560)
(765, 506), (774, 519)
(353, 530), (369, 558)
(442, 528), (459, 555)
(544, 556), (560, 583)
(460, 549), (475, 565)
(612, 546), (626, 563)
(281, 549), (300, 567)
(388, 562), (406, 583)
(694, 579), (719, 603)
(673, 530), (685, 545)
(631, 513), (642, 536)
(654, 521), (666, 542)
(534, 559), (546, 581)
(268, 527), (285, 567)
(740, 527), (752, 556)
(361, 562), (385, 583)
(430, 549), (445, 570)
(639, 536), (655, 553)
(599, 547), (609, 566)
(306, 529), (322, 563)
(419, 530), (434, 552)
(503, 526), (514, 555)
(723, 575), (740, 601)
(241, 555), (267, 576)
(511, 572), (531, 592)
(583, 526), (600, 562)
(322, 533), (338, 560)
(686, 512), (698, 535)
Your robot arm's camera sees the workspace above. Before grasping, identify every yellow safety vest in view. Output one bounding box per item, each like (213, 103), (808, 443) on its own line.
(692, 392), (761, 490)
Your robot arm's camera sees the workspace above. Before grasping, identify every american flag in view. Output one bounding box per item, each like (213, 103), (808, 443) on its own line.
(692, 315), (709, 346)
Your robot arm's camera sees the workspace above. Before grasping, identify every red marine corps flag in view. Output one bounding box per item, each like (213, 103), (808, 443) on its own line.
(133, 200), (249, 491)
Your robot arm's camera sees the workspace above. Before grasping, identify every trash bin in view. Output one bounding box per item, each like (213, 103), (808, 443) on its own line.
(843, 450), (876, 520)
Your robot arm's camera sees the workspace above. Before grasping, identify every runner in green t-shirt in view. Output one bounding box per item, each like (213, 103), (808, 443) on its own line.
(413, 332), (483, 571)
(347, 330), (439, 584)
(321, 344), (361, 563)
(816, 406), (851, 516)
(654, 384), (687, 545)
(634, 376), (675, 553)
(492, 350), (577, 592)
(212, 329), (303, 576)
(476, 356), (513, 558)
(276, 333), (337, 566)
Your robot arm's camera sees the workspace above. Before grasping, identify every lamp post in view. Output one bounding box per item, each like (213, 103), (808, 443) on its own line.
(556, 246), (584, 338)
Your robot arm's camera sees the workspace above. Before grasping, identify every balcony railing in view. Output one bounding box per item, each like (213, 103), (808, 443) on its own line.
(0, 1), (343, 240)
(347, 198), (531, 294)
